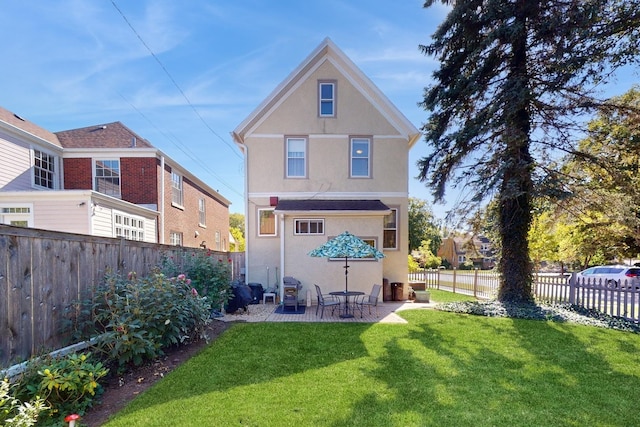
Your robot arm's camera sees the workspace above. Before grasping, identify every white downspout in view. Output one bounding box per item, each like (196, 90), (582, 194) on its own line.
(159, 155), (165, 244)
(233, 134), (250, 284)
(279, 213), (285, 302)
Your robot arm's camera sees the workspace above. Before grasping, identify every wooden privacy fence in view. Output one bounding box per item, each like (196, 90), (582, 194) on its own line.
(409, 269), (640, 322)
(0, 225), (244, 367)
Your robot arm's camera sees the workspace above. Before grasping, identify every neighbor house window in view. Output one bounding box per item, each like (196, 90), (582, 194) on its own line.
(114, 212), (145, 241)
(215, 230), (221, 250)
(294, 219), (324, 235)
(318, 81), (336, 117)
(33, 149), (56, 189)
(1, 206), (32, 227)
(286, 137), (307, 178)
(258, 208), (276, 236)
(94, 160), (121, 197)
(198, 198), (206, 226)
(350, 138), (370, 178)
(170, 231), (183, 246)
(458, 255), (466, 263)
(171, 172), (183, 206)
(383, 208), (398, 249)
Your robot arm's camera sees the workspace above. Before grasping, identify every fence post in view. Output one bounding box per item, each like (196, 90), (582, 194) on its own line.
(452, 268), (457, 294)
(568, 272), (577, 304)
(473, 268), (478, 298)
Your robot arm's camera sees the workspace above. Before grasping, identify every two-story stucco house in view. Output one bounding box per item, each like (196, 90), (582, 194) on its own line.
(232, 38), (420, 301)
(0, 107), (230, 250)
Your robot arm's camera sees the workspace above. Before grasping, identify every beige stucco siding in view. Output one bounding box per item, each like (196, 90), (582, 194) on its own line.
(251, 61), (398, 136)
(246, 135), (408, 194)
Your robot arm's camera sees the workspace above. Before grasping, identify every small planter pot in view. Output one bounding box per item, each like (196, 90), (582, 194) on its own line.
(414, 290), (431, 303)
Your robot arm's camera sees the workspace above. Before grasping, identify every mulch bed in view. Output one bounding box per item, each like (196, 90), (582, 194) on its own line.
(81, 320), (231, 427)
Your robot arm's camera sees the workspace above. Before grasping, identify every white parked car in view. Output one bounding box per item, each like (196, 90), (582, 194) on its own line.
(575, 265), (640, 289)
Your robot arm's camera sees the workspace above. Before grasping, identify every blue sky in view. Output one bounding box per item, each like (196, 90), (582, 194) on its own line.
(1, 1), (636, 221)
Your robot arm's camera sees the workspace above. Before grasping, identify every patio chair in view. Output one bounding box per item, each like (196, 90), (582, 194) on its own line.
(355, 284), (381, 317)
(314, 284), (341, 319)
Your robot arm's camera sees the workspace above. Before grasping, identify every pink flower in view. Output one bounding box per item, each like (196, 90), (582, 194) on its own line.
(177, 274), (186, 281)
(186, 278), (192, 285)
(191, 288), (198, 296)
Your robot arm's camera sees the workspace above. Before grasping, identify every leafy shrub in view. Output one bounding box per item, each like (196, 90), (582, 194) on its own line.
(76, 269), (212, 371)
(10, 352), (107, 425)
(160, 250), (233, 309)
(0, 378), (48, 427)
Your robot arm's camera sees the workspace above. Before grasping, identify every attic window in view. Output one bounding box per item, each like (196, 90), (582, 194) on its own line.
(318, 81), (336, 117)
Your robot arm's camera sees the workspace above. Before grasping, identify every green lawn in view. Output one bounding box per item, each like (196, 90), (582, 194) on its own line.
(102, 310), (640, 427)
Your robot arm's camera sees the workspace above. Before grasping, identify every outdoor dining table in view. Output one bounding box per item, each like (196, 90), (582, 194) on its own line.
(329, 290), (364, 318)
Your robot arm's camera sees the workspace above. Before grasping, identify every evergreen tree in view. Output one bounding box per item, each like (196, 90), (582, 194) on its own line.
(418, 0), (640, 303)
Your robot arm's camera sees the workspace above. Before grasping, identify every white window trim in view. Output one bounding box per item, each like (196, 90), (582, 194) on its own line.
(258, 208), (277, 237)
(285, 137), (308, 178)
(170, 231), (183, 246)
(0, 204), (33, 227)
(198, 198), (206, 226)
(32, 148), (58, 190)
(171, 172), (184, 208)
(94, 159), (122, 198)
(350, 137), (371, 178)
(113, 211), (145, 241)
(294, 218), (324, 235)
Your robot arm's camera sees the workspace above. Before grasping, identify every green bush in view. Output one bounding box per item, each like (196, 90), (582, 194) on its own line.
(10, 352), (107, 425)
(0, 378), (49, 427)
(79, 269), (212, 371)
(160, 250), (233, 309)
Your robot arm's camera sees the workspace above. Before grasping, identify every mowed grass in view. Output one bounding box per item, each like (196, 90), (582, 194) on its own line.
(102, 309), (640, 427)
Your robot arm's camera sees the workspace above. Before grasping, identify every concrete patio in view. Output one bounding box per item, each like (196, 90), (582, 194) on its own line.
(216, 300), (437, 324)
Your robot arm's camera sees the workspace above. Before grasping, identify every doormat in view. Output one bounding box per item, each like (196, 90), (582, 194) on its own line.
(274, 305), (306, 314)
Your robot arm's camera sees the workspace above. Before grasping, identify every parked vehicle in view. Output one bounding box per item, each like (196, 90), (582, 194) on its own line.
(575, 265), (640, 289)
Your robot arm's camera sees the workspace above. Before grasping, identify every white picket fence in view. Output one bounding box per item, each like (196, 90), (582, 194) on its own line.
(409, 269), (640, 322)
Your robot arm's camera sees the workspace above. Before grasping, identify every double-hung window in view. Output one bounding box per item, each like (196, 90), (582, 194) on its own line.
(383, 208), (398, 249)
(350, 137), (370, 178)
(318, 81), (336, 117)
(286, 137), (306, 178)
(170, 231), (183, 246)
(171, 172), (183, 206)
(33, 149), (56, 189)
(198, 198), (206, 226)
(95, 160), (121, 197)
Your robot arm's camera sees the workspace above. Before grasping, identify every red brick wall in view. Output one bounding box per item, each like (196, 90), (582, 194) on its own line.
(63, 158), (92, 189)
(121, 157), (158, 204)
(162, 163), (229, 250)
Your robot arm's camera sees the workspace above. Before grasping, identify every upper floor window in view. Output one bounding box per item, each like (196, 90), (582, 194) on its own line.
(33, 150), (56, 189)
(294, 219), (324, 235)
(286, 137), (307, 178)
(383, 208), (398, 250)
(318, 81), (336, 117)
(198, 198), (206, 226)
(258, 208), (276, 236)
(350, 138), (370, 178)
(95, 160), (121, 197)
(171, 172), (183, 206)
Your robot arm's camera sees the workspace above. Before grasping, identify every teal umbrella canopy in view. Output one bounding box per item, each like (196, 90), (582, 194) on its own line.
(308, 231), (385, 292)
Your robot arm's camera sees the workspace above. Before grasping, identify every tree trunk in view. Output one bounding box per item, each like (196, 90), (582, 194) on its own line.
(497, 0), (534, 304)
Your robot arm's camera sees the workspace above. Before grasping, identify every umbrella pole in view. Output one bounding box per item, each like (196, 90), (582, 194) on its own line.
(344, 256), (349, 292)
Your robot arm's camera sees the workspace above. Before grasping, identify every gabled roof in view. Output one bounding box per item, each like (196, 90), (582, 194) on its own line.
(232, 37), (420, 146)
(275, 199), (389, 213)
(0, 106), (62, 148)
(55, 122), (155, 149)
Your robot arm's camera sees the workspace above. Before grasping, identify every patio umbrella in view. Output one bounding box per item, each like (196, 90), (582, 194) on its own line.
(308, 231), (385, 292)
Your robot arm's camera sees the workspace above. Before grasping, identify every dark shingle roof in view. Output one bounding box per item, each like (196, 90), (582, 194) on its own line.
(55, 122), (155, 149)
(0, 106), (62, 147)
(274, 199), (390, 212)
